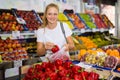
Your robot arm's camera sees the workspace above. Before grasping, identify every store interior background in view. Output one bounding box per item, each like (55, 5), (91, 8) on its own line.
(0, 0), (120, 80)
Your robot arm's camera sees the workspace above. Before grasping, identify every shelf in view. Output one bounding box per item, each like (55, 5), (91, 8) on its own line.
(0, 31), (36, 39)
(0, 57), (41, 69)
(72, 28), (109, 35)
(0, 34), (11, 37)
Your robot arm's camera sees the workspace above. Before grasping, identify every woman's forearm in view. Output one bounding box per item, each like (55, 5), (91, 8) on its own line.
(37, 42), (46, 56)
(67, 36), (75, 50)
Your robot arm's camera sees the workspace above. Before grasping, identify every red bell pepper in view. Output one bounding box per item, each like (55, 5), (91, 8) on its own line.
(51, 45), (59, 53)
(71, 65), (82, 74)
(64, 61), (73, 69)
(88, 72), (99, 80)
(81, 71), (89, 80)
(55, 59), (63, 67)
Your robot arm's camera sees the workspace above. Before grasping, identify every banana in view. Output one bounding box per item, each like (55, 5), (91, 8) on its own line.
(72, 37), (79, 44)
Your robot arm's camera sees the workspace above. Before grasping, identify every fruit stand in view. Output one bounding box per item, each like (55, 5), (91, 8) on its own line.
(0, 8), (120, 80)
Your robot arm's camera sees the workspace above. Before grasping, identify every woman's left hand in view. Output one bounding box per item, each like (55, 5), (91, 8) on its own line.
(63, 44), (69, 52)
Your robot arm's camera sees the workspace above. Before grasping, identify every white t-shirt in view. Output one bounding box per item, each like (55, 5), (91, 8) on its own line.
(37, 21), (72, 49)
(36, 22), (72, 62)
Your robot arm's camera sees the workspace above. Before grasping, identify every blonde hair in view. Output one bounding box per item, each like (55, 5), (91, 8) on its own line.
(42, 3), (59, 27)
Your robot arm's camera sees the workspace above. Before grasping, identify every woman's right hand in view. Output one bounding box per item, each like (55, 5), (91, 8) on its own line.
(44, 42), (55, 50)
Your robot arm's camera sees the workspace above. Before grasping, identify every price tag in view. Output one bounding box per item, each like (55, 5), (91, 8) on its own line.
(76, 62), (92, 69)
(80, 29), (85, 33)
(5, 67), (19, 78)
(12, 31), (20, 39)
(16, 17), (26, 24)
(14, 60), (22, 67)
(100, 28), (104, 32)
(92, 28), (97, 32)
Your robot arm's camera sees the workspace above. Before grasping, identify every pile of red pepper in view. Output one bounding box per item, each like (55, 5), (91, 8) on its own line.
(23, 59), (99, 80)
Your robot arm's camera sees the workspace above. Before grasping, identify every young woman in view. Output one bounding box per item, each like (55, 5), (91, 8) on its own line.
(36, 3), (74, 61)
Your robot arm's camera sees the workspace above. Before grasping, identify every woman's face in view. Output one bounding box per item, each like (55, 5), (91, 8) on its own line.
(46, 7), (58, 24)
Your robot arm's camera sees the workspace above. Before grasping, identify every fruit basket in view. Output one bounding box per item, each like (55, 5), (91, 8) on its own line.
(19, 38), (37, 55)
(0, 37), (29, 62)
(78, 13), (93, 22)
(101, 14), (114, 28)
(0, 9), (16, 20)
(0, 9), (23, 32)
(12, 9), (42, 31)
(77, 13), (97, 29)
(91, 14), (108, 29)
(64, 13), (86, 30)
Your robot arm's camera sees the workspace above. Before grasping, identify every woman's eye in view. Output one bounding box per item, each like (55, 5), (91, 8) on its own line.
(48, 13), (52, 15)
(48, 13), (58, 16)
(54, 13), (58, 15)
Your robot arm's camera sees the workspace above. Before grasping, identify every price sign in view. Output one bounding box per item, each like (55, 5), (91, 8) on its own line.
(76, 62), (92, 69)
(16, 17), (26, 24)
(14, 60), (22, 67)
(12, 31), (20, 39)
(80, 29), (85, 33)
(92, 28), (97, 32)
(100, 28), (104, 32)
(5, 67), (19, 78)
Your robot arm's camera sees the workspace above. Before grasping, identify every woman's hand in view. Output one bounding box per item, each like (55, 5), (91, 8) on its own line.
(63, 44), (69, 52)
(44, 42), (55, 50)
(64, 43), (75, 52)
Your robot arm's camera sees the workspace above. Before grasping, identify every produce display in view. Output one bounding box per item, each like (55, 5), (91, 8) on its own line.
(22, 59), (99, 80)
(14, 9), (42, 31)
(20, 38), (37, 54)
(0, 37), (28, 61)
(73, 31), (120, 49)
(0, 8), (119, 80)
(79, 13), (92, 22)
(0, 9), (43, 32)
(73, 35), (97, 50)
(101, 14), (114, 28)
(65, 13), (85, 29)
(84, 21), (96, 29)
(0, 9), (23, 31)
(92, 14), (107, 29)
(58, 13), (68, 21)
(102, 46), (120, 58)
(78, 13), (97, 29)
(77, 47), (119, 69)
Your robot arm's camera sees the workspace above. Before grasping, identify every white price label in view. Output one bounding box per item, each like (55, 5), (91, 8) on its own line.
(12, 31), (20, 38)
(92, 28), (97, 32)
(5, 67), (19, 78)
(100, 28), (104, 32)
(16, 17), (26, 24)
(76, 62), (92, 69)
(14, 60), (22, 67)
(80, 29), (85, 33)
